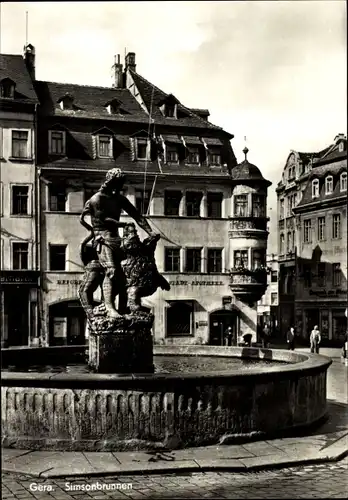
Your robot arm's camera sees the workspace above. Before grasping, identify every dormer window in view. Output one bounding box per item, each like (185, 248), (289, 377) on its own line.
(340, 172), (347, 192)
(325, 175), (333, 195)
(49, 130), (66, 155)
(288, 166), (295, 181)
(312, 179), (319, 198)
(159, 94), (179, 118)
(58, 93), (74, 110)
(97, 135), (113, 158)
(0, 78), (15, 98)
(105, 99), (122, 115)
(136, 138), (149, 160)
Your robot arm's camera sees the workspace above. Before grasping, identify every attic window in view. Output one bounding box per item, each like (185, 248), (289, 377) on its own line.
(1, 78), (15, 98)
(312, 179), (319, 199)
(340, 172), (347, 192)
(159, 102), (177, 118)
(58, 94), (74, 110)
(325, 175), (333, 195)
(98, 135), (113, 158)
(106, 101), (121, 115)
(339, 141), (345, 152)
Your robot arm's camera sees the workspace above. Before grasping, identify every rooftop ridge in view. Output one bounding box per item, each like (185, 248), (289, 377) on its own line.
(35, 80), (126, 91)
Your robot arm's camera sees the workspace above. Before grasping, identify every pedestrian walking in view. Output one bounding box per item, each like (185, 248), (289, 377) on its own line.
(287, 327), (295, 350)
(224, 326), (233, 346)
(262, 324), (271, 348)
(310, 325), (321, 354)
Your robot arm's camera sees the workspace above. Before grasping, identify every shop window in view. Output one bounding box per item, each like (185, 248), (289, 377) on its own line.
(332, 310), (347, 342)
(303, 219), (312, 243)
(207, 192), (223, 218)
(164, 248), (180, 272)
(49, 244), (67, 271)
(318, 216), (326, 241)
(135, 189), (151, 215)
(12, 242), (29, 270)
(252, 194), (265, 217)
(333, 263), (341, 287)
(271, 270), (278, 282)
(312, 179), (319, 198)
(317, 263), (326, 287)
(332, 214), (341, 239)
(49, 130), (66, 155)
(49, 185), (67, 212)
(11, 185), (29, 215)
(11, 130), (29, 158)
(97, 135), (113, 158)
(186, 248), (202, 273)
(340, 172), (347, 192)
(234, 194), (248, 217)
(166, 301), (192, 337)
(186, 191), (202, 217)
(234, 250), (248, 269)
(207, 249), (222, 273)
(164, 190), (181, 216)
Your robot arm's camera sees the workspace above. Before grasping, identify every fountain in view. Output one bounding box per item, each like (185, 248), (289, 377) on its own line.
(1, 169), (332, 451)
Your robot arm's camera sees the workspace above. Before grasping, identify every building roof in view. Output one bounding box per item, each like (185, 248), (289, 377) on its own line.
(0, 53), (38, 102)
(231, 152), (271, 185)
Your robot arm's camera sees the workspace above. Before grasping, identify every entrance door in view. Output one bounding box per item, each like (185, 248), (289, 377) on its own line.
(5, 287), (29, 346)
(209, 310), (238, 346)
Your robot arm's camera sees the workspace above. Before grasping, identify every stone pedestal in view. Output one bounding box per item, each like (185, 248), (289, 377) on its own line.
(88, 311), (154, 373)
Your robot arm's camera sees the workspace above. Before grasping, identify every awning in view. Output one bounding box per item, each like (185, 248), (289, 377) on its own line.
(183, 136), (203, 146)
(202, 137), (223, 146)
(161, 134), (183, 144)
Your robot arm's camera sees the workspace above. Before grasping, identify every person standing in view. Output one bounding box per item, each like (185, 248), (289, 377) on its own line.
(224, 326), (233, 346)
(287, 327), (295, 350)
(310, 325), (321, 354)
(262, 323), (270, 348)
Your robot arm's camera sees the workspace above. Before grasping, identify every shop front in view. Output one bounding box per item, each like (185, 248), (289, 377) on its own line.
(0, 271), (39, 347)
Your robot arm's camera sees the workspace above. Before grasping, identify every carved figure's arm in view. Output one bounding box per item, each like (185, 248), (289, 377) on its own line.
(80, 201), (93, 232)
(121, 196), (158, 237)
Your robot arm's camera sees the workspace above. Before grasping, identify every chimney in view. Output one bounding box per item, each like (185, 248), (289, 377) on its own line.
(111, 54), (124, 88)
(125, 52), (136, 72)
(23, 44), (35, 80)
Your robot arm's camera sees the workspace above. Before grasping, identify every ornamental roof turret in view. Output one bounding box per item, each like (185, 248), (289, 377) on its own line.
(231, 147), (271, 186)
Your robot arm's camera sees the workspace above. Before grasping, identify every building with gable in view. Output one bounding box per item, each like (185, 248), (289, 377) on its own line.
(0, 45), (40, 347)
(277, 134), (347, 343)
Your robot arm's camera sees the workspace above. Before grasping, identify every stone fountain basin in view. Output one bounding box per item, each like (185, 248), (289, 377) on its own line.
(1, 345), (332, 451)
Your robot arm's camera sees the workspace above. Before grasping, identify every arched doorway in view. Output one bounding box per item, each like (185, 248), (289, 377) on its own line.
(49, 300), (86, 346)
(209, 309), (239, 346)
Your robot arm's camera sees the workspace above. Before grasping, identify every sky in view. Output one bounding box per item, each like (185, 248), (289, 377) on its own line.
(1, 1), (347, 252)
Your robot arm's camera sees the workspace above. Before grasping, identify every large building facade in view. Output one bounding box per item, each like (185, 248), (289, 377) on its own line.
(257, 253), (279, 338)
(1, 47), (271, 347)
(277, 135), (347, 344)
(0, 45), (40, 347)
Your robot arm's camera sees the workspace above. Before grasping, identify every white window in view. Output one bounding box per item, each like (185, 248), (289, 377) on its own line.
(49, 130), (66, 155)
(11, 130), (29, 158)
(340, 172), (347, 192)
(318, 217), (325, 241)
(136, 139), (149, 160)
(312, 179), (319, 198)
(12, 242), (29, 270)
(325, 176), (333, 195)
(98, 135), (113, 158)
(332, 214), (341, 239)
(303, 219), (312, 243)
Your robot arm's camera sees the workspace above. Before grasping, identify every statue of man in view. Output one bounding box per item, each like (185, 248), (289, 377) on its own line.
(80, 168), (158, 318)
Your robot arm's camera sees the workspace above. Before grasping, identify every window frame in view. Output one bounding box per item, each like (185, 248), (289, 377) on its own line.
(49, 244), (67, 271)
(164, 190), (182, 216)
(186, 147), (200, 165)
(332, 214), (341, 239)
(136, 138), (149, 160)
(280, 233), (285, 254)
(332, 263), (341, 287)
(279, 198), (285, 219)
(185, 191), (202, 217)
(135, 188), (151, 215)
(186, 247), (202, 273)
(340, 172), (347, 192)
(11, 184), (30, 216)
(207, 248), (223, 274)
(318, 216), (326, 241)
(325, 175), (333, 195)
(233, 249), (248, 269)
(12, 241), (29, 270)
(303, 219), (312, 243)
(207, 192), (223, 218)
(252, 249), (265, 270)
(11, 129), (30, 159)
(97, 134), (113, 158)
(48, 185), (67, 212)
(48, 130), (66, 156)
(164, 247), (181, 273)
(234, 194), (248, 217)
(312, 179), (319, 199)
(166, 146), (179, 164)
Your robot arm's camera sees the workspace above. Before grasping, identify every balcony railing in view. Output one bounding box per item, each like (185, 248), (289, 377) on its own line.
(229, 216), (268, 232)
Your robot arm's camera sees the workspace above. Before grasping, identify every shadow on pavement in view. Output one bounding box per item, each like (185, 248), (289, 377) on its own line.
(309, 400), (348, 437)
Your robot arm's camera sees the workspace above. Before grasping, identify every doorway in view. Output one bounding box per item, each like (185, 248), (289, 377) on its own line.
(5, 287), (29, 346)
(49, 300), (86, 346)
(209, 310), (238, 346)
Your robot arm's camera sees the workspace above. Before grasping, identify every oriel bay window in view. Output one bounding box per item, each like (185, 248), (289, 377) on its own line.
(164, 190), (181, 216)
(12, 242), (29, 270)
(165, 248), (180, 272)
(252, 194), (265, 217)
(252, 250), (265, 269)
(186, 248), (202, 273)
(12, 186), (29, 215)
(135, 189), (151, 215)
(49, 185), (66, 212)
(186, 191), (202, 217)
(234, 250), (248, 269)
(49, 245), (67, 271)
(12, 130), (29, 158)
(207, 192), (223, 218)
(234, 194), (248, 217)
(207, 249), (222, 273)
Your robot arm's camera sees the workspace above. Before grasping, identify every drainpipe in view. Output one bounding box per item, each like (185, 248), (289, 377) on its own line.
(34, 103), (42, 345)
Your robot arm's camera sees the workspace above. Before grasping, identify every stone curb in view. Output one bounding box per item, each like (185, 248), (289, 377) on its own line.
(2, 447), (347, 478)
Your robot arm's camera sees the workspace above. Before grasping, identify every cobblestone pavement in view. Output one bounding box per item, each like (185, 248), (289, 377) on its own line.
(2, 459), (348, 499)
